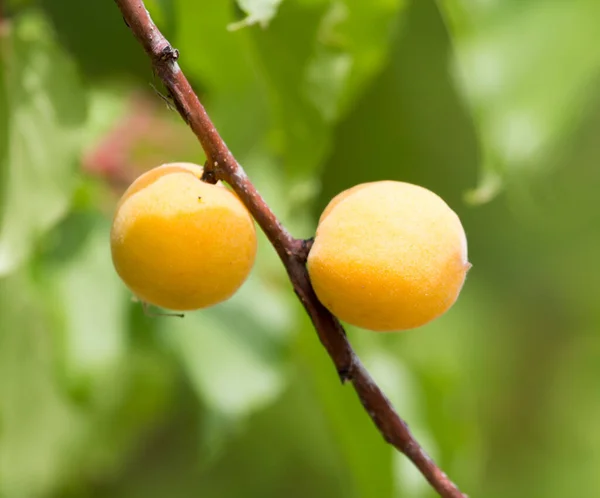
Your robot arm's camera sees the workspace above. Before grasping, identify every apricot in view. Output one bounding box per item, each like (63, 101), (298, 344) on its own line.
(110, 163), (257, 311)
(307, 181), (470, 331)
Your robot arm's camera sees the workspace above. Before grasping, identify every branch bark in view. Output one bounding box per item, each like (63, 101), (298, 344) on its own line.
(112, 2), (467, 497)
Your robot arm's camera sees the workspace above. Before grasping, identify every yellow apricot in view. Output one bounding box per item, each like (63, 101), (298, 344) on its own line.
(307, 181), (470, 331)
(110, 163), (257, 311)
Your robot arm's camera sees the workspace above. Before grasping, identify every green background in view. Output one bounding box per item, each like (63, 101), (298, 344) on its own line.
(2, 0), (600, 497)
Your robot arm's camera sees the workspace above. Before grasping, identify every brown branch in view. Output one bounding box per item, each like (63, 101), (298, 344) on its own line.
(112, 2), (467, 497)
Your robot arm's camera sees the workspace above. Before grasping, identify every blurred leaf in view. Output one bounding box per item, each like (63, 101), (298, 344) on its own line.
(317, 0), (478, 215)
(145, 0), (176, 31)
(40, 0), (150, 80)
(248, 1), (336, 176)
(175, 0), (406, 177)
(260, 0), (406, 166)
(387, 281), (503, 497)
(541, 333), (600, 497)
(0, 216), (177, 496)
(47, 220), (128, 392)
(161, 271), (294, 460)
(307, 0), (408, 118)
(240, 150), (319, 239)
(173, 0), (270, 162)
(296, 320), (396, 498)
(438, 0), (600, 201)
(0, 272), (82, 497)
(231, 0), (283, 29)
(6, 0), (34, 10)
(181, 313), (284, 423)
(79, 86), (128, 154)
(362, 348), (435, 498)
(0, 12), (86, 276)
(75, 347), (178, 485)
(174, 0), (255, 93)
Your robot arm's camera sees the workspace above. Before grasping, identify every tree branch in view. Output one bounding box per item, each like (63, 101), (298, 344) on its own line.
(112, 2), (467, 497)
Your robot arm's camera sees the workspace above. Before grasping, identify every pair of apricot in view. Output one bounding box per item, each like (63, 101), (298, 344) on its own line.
(110, 163), (470, 331)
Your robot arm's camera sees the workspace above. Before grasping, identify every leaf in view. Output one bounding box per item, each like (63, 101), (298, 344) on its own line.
(361, 349), (435, 497)
(174, 0), (255, 93)
(438, 0), (600, 202)
(255, 0), (407, 175)
(144, 0), (169, 29)
(160, 269), (294, 459)
(0, 12), (86, 276)
(47, 219), (129, 391)
(230, 0), (283, 29)
(305, 0), (408, 119)
(79, 86), (128, 155)
(0, 215), (178, 495)
(295, 322), (394, 498)
(317, 0), (479, 214)
(174, 0), (406, 177)
(173, 0), (271, 162)
(40, 0), (150, 80)
(0, 272), (82, 497)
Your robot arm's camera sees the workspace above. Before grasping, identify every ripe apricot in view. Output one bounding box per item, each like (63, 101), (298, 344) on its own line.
(110, 163), (257, 311)
(307, 181), (470, 331)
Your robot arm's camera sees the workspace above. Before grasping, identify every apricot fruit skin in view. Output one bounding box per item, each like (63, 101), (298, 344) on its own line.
(307, 181), (470, 332)
(110, 163), (257, 311)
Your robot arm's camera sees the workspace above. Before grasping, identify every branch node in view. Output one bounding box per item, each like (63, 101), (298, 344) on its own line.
(201, 166), (218, 184)
(157, 44), (179, 63)
(291, 237), (314, 262)
(337, 365), (353, 384)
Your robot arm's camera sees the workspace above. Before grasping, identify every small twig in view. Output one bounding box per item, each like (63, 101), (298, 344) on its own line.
(112, 2), (467, 496)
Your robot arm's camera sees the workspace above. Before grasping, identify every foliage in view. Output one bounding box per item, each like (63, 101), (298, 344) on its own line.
(1, 0), (600, 497)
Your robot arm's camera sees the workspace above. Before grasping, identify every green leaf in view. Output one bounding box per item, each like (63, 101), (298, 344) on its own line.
(174, 0), (255, 93)
(40, 0), (150, 80)
(79, 86), (128, 155)
(74, 347), (178, 484)
(296, 322), (396, 498)
(254, 0), (406, 175)
(362, 349), (435, 497)
(0, 12), (86, 276)
(173, 0), (271, 162)
(174, 0), (406, 177)
(438, 0), (600, 202)
(306, 0), (408, 119)
(0, 272), (82, 497)
(317, 0), (478, 214)
(0, 216), (178, 495)
(249, 0), (332, 176)
(47, 220), (129, 391)
(231, 0), (283, 29)
(160, 270), (294, 459)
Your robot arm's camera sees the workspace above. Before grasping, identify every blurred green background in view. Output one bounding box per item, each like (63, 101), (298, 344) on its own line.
(2, 0), (600, 497)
